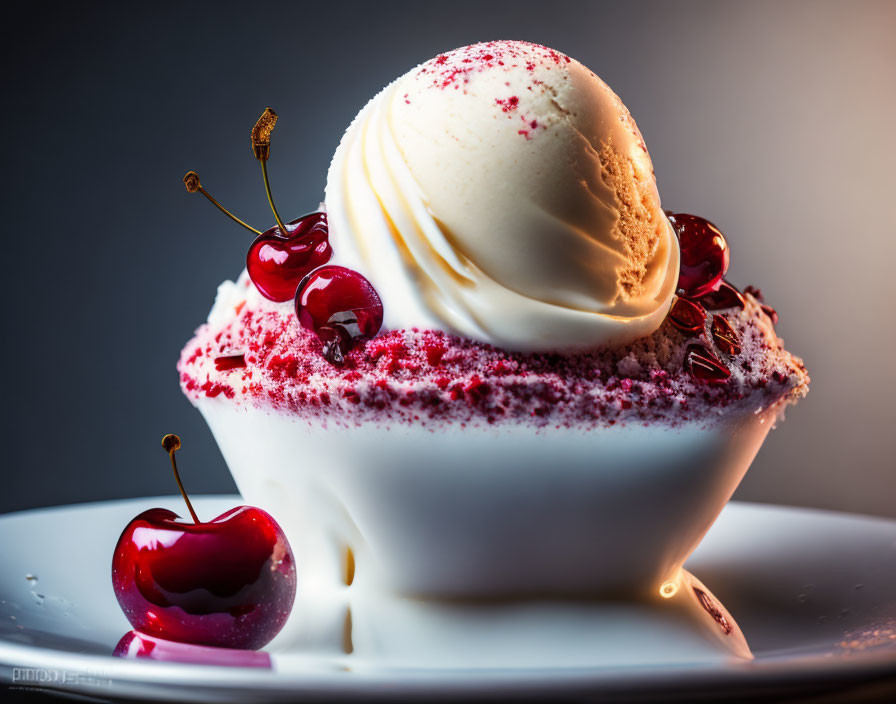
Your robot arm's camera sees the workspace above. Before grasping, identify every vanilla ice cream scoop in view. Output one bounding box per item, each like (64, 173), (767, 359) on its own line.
(326, 41), (679, 352)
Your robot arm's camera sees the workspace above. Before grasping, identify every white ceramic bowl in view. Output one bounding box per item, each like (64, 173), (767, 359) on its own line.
(197, 398), (782, 599)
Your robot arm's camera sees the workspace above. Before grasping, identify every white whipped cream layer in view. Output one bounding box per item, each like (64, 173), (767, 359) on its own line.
(325, 41), (679, 352)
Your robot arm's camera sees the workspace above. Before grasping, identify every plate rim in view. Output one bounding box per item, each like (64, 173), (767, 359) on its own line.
(1, 497), (894, 700)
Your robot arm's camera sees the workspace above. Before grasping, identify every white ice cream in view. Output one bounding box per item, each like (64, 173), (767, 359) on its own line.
(326, 40), (679, 352)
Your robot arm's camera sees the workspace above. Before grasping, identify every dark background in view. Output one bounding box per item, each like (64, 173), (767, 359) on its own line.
(2, 0), (894, 518)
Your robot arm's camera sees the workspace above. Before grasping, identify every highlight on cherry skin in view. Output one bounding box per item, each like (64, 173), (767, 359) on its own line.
(111, 434), (297, 650)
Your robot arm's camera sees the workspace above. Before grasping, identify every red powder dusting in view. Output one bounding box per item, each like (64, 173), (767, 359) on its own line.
(495, 96), (520, 113)
(415, 41), (570, 91)
(409, 41), (572, 139)
(179, 292), (808, 431)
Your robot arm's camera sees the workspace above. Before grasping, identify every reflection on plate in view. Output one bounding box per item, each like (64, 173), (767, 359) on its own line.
(0, 497), (893, 701)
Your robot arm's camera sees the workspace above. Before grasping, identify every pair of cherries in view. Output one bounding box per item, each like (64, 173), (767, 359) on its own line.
(246, 213), (383, 364)
(186, 108), (383, 364)
(242, 211), (383, 364)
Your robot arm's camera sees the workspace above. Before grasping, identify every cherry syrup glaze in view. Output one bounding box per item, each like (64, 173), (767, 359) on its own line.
(666, 212), (730, 298)
(247, 212), (332, 302)
(711, 315), (742, 356)
(295, 265), (384, 364)
(111, 506), (296, 650)
(668, 297), (706, 334)
(685, 344), (731, 384)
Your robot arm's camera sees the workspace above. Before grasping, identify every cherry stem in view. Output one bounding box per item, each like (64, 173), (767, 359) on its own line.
(183, 172), (261, 236)
(161, 434), (200, 524)
(259, 160), (289, 235)
(251, 108), (289, 236)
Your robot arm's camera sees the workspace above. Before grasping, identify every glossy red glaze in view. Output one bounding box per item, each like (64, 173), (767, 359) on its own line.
(667, 213), (730, 298)
(111, 506), (296, 649)
(711, 315), (742, 356)
(685, 344), (731, 384)
(699, 280), (745, 311)
(295, 265), (384, 364)
(247, 212), (332, 302)
(761, 304), (779, 326)
(668, 297), (706, 334)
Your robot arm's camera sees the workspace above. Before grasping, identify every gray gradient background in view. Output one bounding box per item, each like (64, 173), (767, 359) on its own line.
(1, 0), (894, 518)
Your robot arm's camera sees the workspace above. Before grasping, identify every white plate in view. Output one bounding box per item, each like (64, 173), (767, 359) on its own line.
(0, 497), (894, 701)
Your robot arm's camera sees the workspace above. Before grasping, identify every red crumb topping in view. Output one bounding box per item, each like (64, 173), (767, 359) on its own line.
(215, 354), (247, 372)
(178, 291), (809, 430)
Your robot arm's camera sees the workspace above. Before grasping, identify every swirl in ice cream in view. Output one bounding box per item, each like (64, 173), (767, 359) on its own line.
(325, 40), (679, 352)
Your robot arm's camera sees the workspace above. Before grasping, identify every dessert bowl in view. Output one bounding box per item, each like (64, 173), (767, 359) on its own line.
(198, 396), (783, 599)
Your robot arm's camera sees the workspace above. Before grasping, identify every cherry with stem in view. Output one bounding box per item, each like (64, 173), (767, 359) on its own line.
(182, 108), (332, 302)
(111, 434), (298, 649)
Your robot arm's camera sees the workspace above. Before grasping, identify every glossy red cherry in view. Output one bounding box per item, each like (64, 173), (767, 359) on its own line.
(668, 297), (707, 334)
(247, 212), (332, 302)
(184, 112), (333, 303)
(667, 213), (730, 298)
(685, 344), (731, 384)
(111, 435), (296, 650)
(296, 265), (384, 364)
(112, 506), (295, 650)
